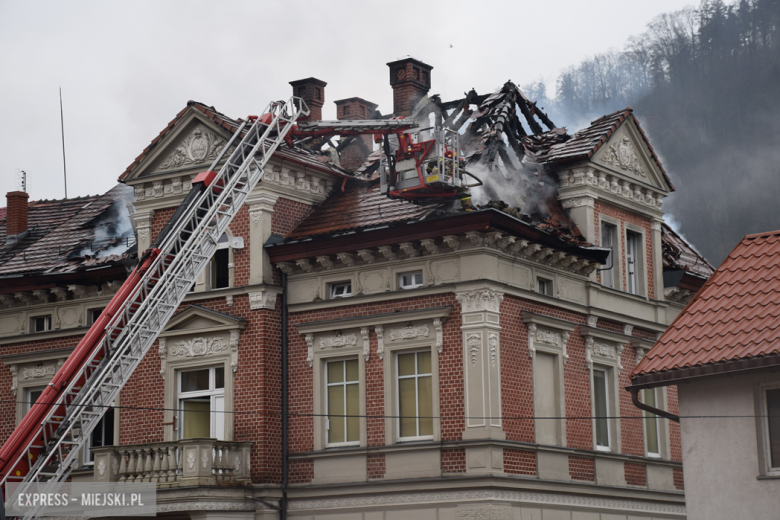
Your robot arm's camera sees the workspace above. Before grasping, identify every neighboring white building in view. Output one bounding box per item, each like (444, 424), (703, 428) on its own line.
(630, 230), (780, 520)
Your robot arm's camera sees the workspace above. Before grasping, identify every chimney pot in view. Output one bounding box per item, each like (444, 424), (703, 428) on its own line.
(387, 57), (433, 117)
(6, 191), (29, 243)
(289, 77), (327, 122)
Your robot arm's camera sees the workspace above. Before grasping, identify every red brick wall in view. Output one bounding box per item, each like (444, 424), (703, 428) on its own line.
(288, 459), (313, 484)
(367, 453), (385, 479)
(624, 462), (647, 486)
(6, 191), (29, 236)
(569, 455), (595, 481)
(271, 197), (312, 237)
(441, 448), (466, 473)
(668, 385), (682, 461)
(594, 200), (655, 299)
(0, 335), (83, 442)
(673, 467), (685, 489)
(504, 449), (536, 476)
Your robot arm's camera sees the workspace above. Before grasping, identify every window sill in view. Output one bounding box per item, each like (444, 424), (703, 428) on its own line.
(757, 473), (780, 480)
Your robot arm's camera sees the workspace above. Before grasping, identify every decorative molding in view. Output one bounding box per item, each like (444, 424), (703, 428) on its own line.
(375, 325), (384, 360)
(319, 332), (357, 349)
(665, 286), (693, 304)
(455, 290), (504, 313)
(467, 334), (481, 367)
(593, 342), (616, 358)
(276, 262), (295, 276)
(229, 330), (240, 373)
(15, 292), (36, 306)
(420, 238), (439, 255)
(585, 337), (594, 370)
(361, 327), (370, 362)
(389, 324), (429, 341)
(225, 295), (233, 307)
(356, 250), (375, 264)
(488, 333), (498, 367)
(651, 219), (663, 232)
(305, 334), (314, 368)
(169, 336), (228, 358)
(442, 235), (460, 251)
(9, 365), (17, 396)
(465, 231), (484, 246)
(158, 127), (226, 171)
(22, 365), (56, 379)
(378, 245), (396, 261)
(484, 231), (502, 247)
(527, 323), (537, 358)
(561, 196), (595, 209)
(157, 501), (256, 513)
(249, 210), (262, 224)
(635, 345), (647, 365)
(398, 242), (419, 258)
(159, 338), (167, 380)
(433, 318), (444, 354)
(137, 228), (150, 242)
(498, 235), (516, 251)
(336, 252), (355, 267)
(560, 167), (663, 209)
(249, 290), (277, 310)
(295, 259), (313, 273)
(316, 256), (334, 270)
(601, 136), (647, 177)
(623, 324), (634, 336)
(287, 489), (686, 515)
(587, 315), (599, 328)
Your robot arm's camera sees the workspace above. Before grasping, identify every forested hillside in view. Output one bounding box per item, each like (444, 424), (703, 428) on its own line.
(527, 0), (780, 266)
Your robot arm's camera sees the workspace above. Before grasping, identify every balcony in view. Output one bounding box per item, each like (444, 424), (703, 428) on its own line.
(91, 438), (253, 487)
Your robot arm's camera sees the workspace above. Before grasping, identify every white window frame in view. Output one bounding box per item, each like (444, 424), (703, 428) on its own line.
(30, 315), (51, 333)
(25, 386), (45, 414)
(329, 281), (352, 299)
(536, 277), (553, 296)
(592, 366), (612, 452)
(643, 387), (663, 458)
(398, 270), (424, 290)
(600, 220), (618, 289)
(626, 228), (646, 296)
(84, 403), (115, 465)
(177, 366), (225, 440)
(324, 357), (361, 448)
(758, 383), (780, 477)
(395, 349), (434, 442)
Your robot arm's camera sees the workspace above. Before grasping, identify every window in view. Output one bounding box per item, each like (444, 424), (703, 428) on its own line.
(399, 271), (423, 290)
(88, 308), (105, 325)
(210, 249), (230, 289)
(178, 366), (225, 440)
(537, 277), (553, 296)
(30, 316), (51, 333)
(397, 351), (433, 440)
(330, 281), (352, 299)
(534, 351), (563, 445)
(644, 388), (661, 457)
(593, 368), (611, 451)
(26, 387), (44, 414)
(326, 359), (359, 446)
(85, 406), (115, 464)
(626, 231), (641, 294)
(600, 222), (617, 289)
(765, 388), (780, 470)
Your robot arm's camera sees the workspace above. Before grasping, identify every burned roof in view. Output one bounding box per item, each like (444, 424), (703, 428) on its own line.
(119, 101), (354, 182)
(661, 223), (714, 278)
(633, 230), (780, 384)
(0, 184), (135, 279)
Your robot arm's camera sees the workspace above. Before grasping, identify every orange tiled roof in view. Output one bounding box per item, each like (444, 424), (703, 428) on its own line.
(633, 230), (780, 378)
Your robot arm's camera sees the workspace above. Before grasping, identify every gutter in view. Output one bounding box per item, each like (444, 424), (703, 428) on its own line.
(629, 387), (680, 423)
(281, 272), (289, 520)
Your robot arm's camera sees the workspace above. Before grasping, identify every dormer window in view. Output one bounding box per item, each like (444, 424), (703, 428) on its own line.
(330, 282), (352, 299)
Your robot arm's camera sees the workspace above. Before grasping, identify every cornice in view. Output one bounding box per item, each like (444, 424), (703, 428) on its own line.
(0, 328), (86, 346)
(2, 347), (75, 365)
(579, 324), (634, 344)
(296, 306), (451, 334)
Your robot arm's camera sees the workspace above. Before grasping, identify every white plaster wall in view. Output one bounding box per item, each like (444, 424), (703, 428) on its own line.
(677, 372), (780, 520)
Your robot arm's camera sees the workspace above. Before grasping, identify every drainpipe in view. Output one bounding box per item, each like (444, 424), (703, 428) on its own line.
(629, 387), (680, 423)
(281, 272), (289, 519)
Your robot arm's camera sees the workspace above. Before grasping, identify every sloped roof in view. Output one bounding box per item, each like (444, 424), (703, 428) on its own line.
(0, 184), (134, 278)
(119, 101), (353, 182)
(633, 230), (780, 380)
(661, 223), (714, 278)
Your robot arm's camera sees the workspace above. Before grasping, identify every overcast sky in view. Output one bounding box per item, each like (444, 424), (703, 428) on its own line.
(0, 0), (695, 202)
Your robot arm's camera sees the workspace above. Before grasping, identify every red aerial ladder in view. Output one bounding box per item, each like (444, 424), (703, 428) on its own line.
(0, 97), (480, 519)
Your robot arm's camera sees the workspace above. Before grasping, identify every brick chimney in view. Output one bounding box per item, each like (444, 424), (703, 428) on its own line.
(6, 191), (29, 244)
(289, 77), (327, 121)
(334, 97), (379, 170)
(387, 57), (433, 117)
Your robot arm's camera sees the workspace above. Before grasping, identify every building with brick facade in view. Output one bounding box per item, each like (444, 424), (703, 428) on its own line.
(1, 57), (715, 519)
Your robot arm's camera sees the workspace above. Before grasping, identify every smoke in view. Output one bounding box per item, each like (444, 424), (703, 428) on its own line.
(467, 158), (559, 216)
(78, 186), (136, 258)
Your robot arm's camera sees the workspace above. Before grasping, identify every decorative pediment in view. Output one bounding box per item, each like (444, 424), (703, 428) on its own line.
(521, 311), (577, 362)
(579, 325), (632, 372)
(160, 305), (246, 338)
(156, 126), (228, 172)
(591, 119), (672, 193)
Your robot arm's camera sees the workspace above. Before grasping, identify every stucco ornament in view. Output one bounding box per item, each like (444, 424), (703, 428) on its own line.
(9, 365), (18, 396)
(22, 365), (56, 379)
(169, 337), (228, 358)
(158, 127), (226, 170)
(158, 338), (167, 379)
(456, 290), (504, 313)
(319, 332), (357, 349)
(389, 324), (429, 341)
(602, 136), (647, 177)
(488, 334), (498, 367)
(305, 334), (314, 368)
(98, 458), (106, 476)
(201, 451), (209, 469)
(433, 318), (444, 354)
(234, 455), (241, 473)
(187, 452), (196, 470)
(467, 334), (481, 367)
(375, 326), (384, 360)
(361, 327), (370, 362)
(112, 457), (119, 476)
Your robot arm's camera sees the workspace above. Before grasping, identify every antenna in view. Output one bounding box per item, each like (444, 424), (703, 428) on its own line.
(19, 170), (27, 193)
(60, 87), (68, 199)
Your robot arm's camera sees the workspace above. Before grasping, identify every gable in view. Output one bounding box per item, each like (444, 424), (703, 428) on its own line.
(160, 305), (246, 337)
(122, 108), (234, 183)
(591, 118), (672, 193)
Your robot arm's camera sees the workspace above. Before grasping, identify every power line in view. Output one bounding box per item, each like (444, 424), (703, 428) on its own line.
(3, 399), (775, 421)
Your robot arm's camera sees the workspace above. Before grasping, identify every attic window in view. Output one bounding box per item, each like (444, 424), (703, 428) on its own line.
(399, 271), (423, 290)
(330, 281), (352, 299)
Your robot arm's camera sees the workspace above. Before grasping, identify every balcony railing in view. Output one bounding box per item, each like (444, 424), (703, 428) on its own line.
(91, 438), (253, 487)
